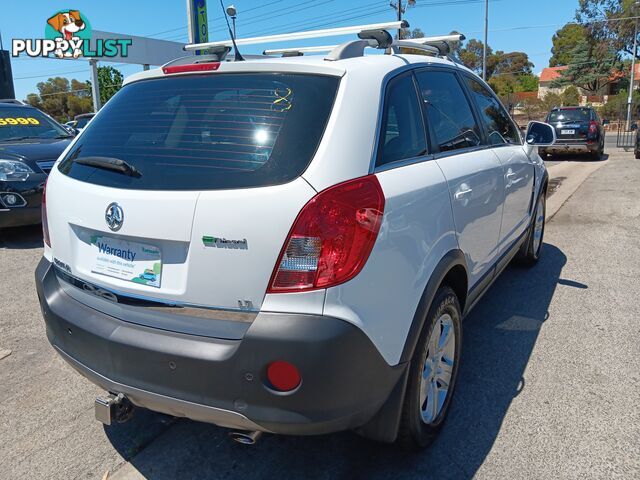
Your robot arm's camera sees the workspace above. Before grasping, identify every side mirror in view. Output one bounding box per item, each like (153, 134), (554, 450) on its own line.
(525, 121), (556, 146)
(602, 118), (609, 126)
(631, 123), (638, 131)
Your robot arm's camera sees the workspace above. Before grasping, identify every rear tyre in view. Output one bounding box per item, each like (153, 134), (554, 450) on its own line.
(397, 286), (462, 450)
(516, 189), (546, 266)
(591, 146), (603, 160)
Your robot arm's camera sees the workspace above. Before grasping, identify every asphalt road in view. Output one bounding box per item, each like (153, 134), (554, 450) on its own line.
(1, 150), (638, 480)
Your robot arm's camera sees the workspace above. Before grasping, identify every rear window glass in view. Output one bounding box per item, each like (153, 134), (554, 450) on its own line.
(58, 73), (339, 190)
(548, 108), (591, 123)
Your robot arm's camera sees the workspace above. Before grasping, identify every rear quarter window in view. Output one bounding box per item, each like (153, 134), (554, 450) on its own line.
(58, 73), (340, 190)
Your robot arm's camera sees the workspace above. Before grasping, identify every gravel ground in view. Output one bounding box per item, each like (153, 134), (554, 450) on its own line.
(0, 149), (638, 480)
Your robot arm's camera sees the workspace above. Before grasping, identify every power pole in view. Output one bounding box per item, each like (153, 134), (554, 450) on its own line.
(390, 0), (405, 39)
(626, 1), (640, 130)
(483, 0), (488, 80)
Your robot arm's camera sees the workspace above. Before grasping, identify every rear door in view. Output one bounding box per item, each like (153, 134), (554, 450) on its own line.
(46, 72), (340, 311)
(415, 68), (504, 289)
(462, 75), (534, 251)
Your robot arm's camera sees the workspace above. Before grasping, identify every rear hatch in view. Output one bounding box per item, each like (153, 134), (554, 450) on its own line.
(45, 71), (340, 311)
(547, 107), (592, 143)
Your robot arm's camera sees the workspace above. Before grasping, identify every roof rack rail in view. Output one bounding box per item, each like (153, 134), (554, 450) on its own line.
(184, 21), (408, 51)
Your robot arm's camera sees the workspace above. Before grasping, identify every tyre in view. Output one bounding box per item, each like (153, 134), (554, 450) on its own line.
(516, 189), (546, 266)
(591, 147), (603, 160)
(397, 286), (462, 450)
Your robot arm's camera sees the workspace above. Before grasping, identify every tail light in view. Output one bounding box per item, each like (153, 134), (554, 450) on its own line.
(42, 179), (51, 247)
(589, 121), (598, 134)
(268, 175), (385, 293)
(162, 62), (220, 74)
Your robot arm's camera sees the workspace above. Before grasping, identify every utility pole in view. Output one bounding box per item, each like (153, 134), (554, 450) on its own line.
(390, 0), (404, 39)
(626, 1), (640, 130)
(390, 0), (415, 39)
(483, 0), (488, 80)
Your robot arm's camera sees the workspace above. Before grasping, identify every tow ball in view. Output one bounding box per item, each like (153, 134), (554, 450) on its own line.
(95, 392), (134, 425)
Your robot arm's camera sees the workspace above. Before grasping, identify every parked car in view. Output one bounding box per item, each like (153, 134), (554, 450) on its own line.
(72, 112), (95, 132)
(539, 106), (605, 160)
(35, 31), (554, 449)
(0, 101), (74, 228)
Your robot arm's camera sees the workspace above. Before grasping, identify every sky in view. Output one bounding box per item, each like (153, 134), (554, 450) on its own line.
(1, 0), (580, 101)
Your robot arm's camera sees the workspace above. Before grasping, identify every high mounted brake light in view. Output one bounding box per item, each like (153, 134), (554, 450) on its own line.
(162, 62), (220, 74)
(268, 175), (385, 293)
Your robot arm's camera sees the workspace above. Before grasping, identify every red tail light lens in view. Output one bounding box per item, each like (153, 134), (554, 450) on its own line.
(589, 121), (598, 134)
(268, 175), (385, 293)
(42, 179), (51, 247)
(267, 361), (301, 392)
(162, 62), (220, 74)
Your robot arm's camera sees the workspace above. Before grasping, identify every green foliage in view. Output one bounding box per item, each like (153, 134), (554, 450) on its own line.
(551, 40), (621, 93)
(87, 66), (124, 107)
(562, 85), (581, 105)
(540, 92), (564, 112)
(24, 77), (92, 122)
(457, 39), (490, 75)
(599, 89), (640, 119)
(518, 74), (539, 91)
(577, 0), (639, 59)
(550, 24), (588, 67)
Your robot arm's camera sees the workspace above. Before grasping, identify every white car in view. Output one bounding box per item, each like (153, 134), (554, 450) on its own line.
(36, 24), (555, 449)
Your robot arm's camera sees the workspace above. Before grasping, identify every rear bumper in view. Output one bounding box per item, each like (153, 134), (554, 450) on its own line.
(36, 258), (405, 435)
(540, 142), (599, 154)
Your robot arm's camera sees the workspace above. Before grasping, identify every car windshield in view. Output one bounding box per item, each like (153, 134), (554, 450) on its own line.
(75, 116), (92, 128)
(58, 73), (340, 191)
(0, 107), (71, 141)
(548, 108), (591, 123)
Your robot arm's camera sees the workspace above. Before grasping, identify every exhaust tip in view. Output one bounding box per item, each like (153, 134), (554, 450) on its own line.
(229, 430), (262, 445)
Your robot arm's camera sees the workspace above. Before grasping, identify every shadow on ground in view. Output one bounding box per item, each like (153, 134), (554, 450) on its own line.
(0, 224), (43, 249)
(105, 243), (568, 480)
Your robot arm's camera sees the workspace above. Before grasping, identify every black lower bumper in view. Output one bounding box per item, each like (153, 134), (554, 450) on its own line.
(35, 258), (406, 435)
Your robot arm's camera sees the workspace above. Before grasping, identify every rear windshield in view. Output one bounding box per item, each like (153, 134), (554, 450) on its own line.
(58, 73), (339, 190)
(547, 108), (592, 123)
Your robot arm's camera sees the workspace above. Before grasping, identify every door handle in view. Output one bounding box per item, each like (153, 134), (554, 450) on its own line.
(506, 171), (517, 180)
(454, 186), (473, 200)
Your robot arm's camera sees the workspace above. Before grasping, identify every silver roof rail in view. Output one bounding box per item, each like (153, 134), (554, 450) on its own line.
(184, 21), (408, 51)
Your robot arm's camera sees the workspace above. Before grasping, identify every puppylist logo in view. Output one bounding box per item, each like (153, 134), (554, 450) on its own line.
(12, 10), (132, 59)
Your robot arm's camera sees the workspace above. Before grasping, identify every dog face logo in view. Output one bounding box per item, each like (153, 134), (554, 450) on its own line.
(46, 10), (87, 58)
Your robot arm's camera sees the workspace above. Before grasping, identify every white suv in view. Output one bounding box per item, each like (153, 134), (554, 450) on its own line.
(36, 28), (554, 449)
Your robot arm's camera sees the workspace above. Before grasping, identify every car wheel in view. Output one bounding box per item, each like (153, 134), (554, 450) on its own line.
(517, 189), (546, 266)
(635, 151), (640, 160)
(591, 147), (603, 160)
(397, 286), (462, 450)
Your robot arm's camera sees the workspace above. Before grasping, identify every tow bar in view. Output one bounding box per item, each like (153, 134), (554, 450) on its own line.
(95, 393), (134, 425)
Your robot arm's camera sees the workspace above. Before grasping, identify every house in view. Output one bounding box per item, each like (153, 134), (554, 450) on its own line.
(538, 64), (640, 106)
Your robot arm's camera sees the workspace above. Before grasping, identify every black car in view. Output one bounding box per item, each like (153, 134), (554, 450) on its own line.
(0, 102), (74, 228)
(539, 106), (605, 160)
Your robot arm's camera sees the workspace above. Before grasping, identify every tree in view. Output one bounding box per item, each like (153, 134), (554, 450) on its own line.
(549, 23), (588, 67)
(577, 0), (638, 59)
(518, 74), (539, 91)
(457, 39), (491, 75)
(24, 77), (93, 121)
(551, 40), (621, 93)
(562, 85), (581, 105)
(492, 51), (534, 75)
(540, 91), (564, 112)
(87, 66), (124, 107)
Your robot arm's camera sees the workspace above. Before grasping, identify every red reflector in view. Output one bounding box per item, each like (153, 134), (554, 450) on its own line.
(42, 178), (51, 247)
(268, 175), (385, 293)
(267, 361), (301, 392)
(162, 62), (220, 74)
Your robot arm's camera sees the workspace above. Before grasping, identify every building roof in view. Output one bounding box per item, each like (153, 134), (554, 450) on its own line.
(539, 66), (567, 83)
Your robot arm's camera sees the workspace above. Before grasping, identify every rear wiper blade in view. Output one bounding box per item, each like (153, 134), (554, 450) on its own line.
(74, 156), (142, 177)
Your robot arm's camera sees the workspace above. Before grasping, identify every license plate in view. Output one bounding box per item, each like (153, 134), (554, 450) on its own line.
(90, 236), (162, 287)
(561, 129), (575, 135)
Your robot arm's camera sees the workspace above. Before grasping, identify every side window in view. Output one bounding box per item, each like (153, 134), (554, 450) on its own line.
(377, 74), (427, 167)
(415, 70), (482, 153)
(464, 76), (521, 145)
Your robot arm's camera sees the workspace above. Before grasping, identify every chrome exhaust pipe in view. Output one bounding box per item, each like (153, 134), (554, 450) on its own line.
(228, 430), (262, 445)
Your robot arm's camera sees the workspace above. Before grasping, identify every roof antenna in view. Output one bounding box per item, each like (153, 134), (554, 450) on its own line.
(219, 0), (243, 61)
